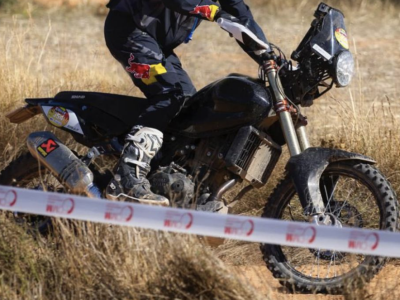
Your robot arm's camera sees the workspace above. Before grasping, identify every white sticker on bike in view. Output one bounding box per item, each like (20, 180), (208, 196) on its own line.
(312, 44), (332, 60)
(42, 106), (84, 135)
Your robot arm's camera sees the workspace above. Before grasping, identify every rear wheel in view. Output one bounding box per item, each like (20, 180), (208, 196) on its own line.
(0, 152), (65, 234)
(260, 161), (398, 293)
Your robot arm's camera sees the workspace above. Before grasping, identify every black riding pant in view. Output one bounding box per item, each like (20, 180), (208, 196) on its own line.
(104, 10), (196, 131)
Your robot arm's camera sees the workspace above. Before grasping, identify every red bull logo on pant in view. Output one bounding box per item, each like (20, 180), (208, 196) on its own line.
(126, 54), (151, 79)
(125, 54), (167, 85)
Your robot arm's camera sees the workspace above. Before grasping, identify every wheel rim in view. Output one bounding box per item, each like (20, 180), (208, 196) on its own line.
(278, 167), (382, 281)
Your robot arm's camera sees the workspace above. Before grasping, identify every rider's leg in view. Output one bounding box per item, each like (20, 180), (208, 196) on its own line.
(164, 51), (197, 98)
(104, 11), (196, 204)
(106, 125), (169, 205)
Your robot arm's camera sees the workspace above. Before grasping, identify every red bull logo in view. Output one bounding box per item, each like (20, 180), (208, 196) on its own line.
(0, 189), (17, 207)
(164, 211), (193, 229)
(348, 231), (379, 251)
(335, 28), (349, 49)
(286, 225), (317, 244)
(125, 54), (150, 79)
(46, 196), (75, 215)
(190, 5), (219, 21)
(104, 203), (134, 223)
(224, 218), (254, 236)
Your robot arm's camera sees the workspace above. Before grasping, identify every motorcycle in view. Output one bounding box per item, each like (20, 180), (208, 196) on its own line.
(1, 2), (398, 294)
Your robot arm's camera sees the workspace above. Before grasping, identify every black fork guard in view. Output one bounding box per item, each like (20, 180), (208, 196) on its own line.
(285, 147), (375, 214)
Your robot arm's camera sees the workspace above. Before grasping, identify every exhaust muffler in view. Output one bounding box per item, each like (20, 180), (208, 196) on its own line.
(27, 131), (101, 198)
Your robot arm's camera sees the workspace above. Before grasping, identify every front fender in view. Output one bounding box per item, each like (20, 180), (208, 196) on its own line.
(285, 147), (375, 214)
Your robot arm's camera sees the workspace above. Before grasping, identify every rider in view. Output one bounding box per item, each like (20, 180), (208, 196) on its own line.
(104, 0), (268, 205)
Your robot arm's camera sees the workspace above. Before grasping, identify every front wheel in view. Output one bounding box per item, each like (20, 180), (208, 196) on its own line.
(260, 161), (398, 294)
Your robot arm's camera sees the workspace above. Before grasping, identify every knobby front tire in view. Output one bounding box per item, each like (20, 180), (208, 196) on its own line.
(260, 161), (398, 294)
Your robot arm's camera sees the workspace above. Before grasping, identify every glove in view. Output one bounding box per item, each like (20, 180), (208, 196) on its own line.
(214, 9), (239, 22)
(216, 11), (271, 63)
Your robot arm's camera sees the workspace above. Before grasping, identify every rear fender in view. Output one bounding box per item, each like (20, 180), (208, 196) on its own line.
(285, 147), (375, 214)
(6, 105), (41, 124)
(6, 98), (53, 124)
(7, 98), (85, 136)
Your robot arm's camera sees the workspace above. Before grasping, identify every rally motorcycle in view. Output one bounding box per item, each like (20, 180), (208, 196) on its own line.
(1, 3), (398, 294)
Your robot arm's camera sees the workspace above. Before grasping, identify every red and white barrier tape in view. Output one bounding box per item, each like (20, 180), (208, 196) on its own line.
(0, 185), (399, 257)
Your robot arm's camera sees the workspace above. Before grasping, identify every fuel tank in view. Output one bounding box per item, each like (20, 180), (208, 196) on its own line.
(169, 74), (272, 137)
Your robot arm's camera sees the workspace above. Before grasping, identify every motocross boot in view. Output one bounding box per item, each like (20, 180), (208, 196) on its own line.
(106, 126), (170, 206)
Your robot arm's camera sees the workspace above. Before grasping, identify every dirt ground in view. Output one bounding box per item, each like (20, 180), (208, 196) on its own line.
(210, 235), (400, 299)
(234, 263), (400, 299)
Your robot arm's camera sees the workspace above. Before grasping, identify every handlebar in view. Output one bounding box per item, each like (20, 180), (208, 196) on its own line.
(217, 18), (272, 55)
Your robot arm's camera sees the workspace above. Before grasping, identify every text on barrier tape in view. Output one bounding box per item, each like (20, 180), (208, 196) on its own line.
(0, 185), (399, 257)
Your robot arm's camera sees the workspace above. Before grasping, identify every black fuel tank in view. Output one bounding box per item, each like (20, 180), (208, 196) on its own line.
(169, 74), (272, 137)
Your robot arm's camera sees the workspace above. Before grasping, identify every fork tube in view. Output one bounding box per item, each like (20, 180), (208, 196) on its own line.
(296, 125), (311, 151)
(264, 61), (301, 156)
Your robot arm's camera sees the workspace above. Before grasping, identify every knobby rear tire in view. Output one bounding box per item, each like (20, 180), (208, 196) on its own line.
(0, 152), (55, 234)
(260, 161), (398, 294)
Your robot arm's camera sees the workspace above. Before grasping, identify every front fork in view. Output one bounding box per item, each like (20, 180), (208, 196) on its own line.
(263, 60), (325, 215)
(263, 60), (374, 224)
(263, 60), (311, 154)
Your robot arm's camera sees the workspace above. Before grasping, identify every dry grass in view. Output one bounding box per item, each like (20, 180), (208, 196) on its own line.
(0, 0), (399, 299)
(0, 216), (264, 299)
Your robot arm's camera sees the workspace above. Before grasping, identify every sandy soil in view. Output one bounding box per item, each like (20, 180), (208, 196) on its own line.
(233, 262), (400, 299)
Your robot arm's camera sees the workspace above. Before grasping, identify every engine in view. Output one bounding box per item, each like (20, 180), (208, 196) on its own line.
(148, 163), (195, 208)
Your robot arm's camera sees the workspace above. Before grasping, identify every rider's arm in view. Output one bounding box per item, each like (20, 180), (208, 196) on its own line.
(162, 0), (221, 21)
(163, 0), (270, 63)
(217, 0), (270, 64)
(218, 0), (253, 20)
(161, 0), (253, 22)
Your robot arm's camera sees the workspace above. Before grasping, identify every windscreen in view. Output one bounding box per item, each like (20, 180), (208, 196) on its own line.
(310, 9), (348, 61)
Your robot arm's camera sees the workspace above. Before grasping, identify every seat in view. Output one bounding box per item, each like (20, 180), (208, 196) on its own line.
(55, 91), (149, 126)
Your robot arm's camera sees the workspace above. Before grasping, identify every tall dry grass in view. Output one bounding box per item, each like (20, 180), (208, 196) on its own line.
(0, 0), (399, 299)
(0, 216), (265, 299)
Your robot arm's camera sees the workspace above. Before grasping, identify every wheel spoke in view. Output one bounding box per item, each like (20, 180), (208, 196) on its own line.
(267, 162), (393, 292)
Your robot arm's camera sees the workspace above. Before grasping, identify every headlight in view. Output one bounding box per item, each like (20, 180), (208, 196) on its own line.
(334, 51), (354, 87)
